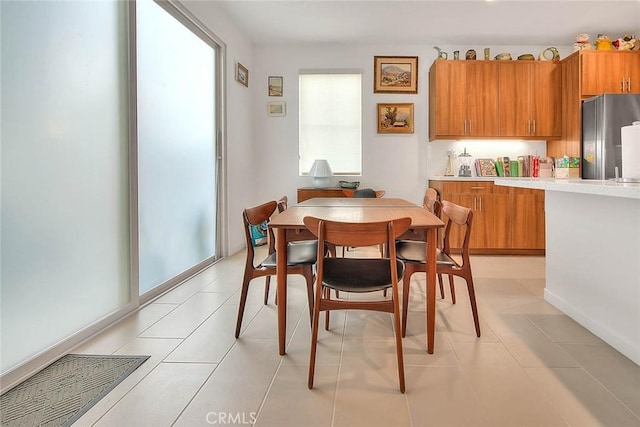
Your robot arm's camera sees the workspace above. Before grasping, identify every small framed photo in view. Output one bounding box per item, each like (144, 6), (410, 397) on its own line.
(267, 101), (286, 117)
(268, 76), (283, 96)
(236, 62), (248, 87)
(373, 56), (418, 94)
(377, 103), (414, 134)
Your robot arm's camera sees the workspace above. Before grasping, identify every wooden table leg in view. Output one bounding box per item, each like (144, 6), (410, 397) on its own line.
(276, 228), (287, 355)
(426, 228), (436, 354)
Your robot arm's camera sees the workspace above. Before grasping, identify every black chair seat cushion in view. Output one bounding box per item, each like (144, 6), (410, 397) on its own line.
(395, 240), (457, 267)
(320, 258), (404, 293)
(261, 241), (317, 267)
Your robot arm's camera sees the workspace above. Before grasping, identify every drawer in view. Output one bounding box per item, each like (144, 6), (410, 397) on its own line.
(435, 181), (510, 195)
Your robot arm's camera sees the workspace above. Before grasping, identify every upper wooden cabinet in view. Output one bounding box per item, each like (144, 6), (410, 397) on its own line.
(548, 50), (640, 160)
(429, 60), (498, 139)
(580, 50), (640, 96)
(429, 60), (560, 140)
(498, 62), (562, 138)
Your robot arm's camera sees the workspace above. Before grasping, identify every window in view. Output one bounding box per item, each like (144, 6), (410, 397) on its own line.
(299, 73), (362, 175)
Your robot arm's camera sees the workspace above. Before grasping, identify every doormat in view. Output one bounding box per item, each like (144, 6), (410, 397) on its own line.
(1, 354), (149, 427)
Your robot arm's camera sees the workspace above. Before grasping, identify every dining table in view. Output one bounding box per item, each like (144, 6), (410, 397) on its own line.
(268, 197), (445, 355)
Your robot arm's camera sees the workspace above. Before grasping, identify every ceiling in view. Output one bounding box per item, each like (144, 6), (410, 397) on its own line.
(211, 0), (640, 47)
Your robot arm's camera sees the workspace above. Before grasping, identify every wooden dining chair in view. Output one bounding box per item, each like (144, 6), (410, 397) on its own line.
(342, 188), (385, 198)
(395, 200), (481, 338)
(341, 188), (386, 256)
(303, 215), (412, 393)
(235, 200), (317, 338)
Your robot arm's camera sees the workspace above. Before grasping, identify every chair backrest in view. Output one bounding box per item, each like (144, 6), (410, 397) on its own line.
(441, 200), (473, 263)
(304, 216), (411, 249)
(243, 200), (278, 259)
(277, 195), (288, 213)
(342, 188), (385, 198)
(423, 188), (442, 218)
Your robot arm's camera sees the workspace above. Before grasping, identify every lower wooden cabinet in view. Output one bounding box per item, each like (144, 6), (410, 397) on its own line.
(297, 187), (346, 203)
(511, 188), (545, 250)
(429, 180), (545, 254)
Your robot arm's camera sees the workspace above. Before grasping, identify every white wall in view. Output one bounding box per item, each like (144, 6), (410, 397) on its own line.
(251, 44), (573, 207)
(179, 1), (576, 251)
(544, 191), (640, 365)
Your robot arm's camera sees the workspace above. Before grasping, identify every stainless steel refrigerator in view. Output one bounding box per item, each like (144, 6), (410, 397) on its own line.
(582, 93), (640, 179)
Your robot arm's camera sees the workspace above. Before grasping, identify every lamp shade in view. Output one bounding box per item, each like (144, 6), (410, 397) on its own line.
(309, 159), (333, 188)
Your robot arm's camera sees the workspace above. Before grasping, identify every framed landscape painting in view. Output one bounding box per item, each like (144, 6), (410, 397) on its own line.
(373, 56), (418, 94)
(377, 103), (414, 134)
(267, 101), (286, 117)
(268, 76), (283, 96)
(236, 62), (248, 87)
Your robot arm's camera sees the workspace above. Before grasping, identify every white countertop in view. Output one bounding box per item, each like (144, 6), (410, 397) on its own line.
(429, 176), (511, 182)
(494, 178), (640, 200)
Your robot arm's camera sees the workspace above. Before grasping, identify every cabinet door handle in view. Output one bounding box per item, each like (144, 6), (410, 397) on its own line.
(473, 197), (477, 211)
(469, 120), (472, 134)
(470, 186), (485, 190)
(621, 78), (625, 92)
(479, 196), (482, 211)
(628, 78), (631, 92)
(464, 119), (467, 134)
(532, 119), (536, 134)
(527, 120), (531, 135)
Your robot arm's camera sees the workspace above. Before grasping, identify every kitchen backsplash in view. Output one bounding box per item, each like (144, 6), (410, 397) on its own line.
(427, 140), (547, 178)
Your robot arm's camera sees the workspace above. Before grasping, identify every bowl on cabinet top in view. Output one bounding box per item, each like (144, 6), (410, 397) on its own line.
(338, 181), (360, 189)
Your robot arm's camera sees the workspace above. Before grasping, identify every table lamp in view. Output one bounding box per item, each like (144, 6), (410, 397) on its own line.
(309, 159), (333, 188)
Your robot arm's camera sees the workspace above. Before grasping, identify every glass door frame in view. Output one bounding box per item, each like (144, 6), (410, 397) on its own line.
(129, 0), (226, 303)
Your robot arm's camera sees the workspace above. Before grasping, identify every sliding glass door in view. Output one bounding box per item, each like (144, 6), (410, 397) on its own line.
(136, 0), (221, 296)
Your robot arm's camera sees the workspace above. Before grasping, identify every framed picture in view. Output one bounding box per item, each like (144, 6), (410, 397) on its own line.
(377, 103), (414, 134)
(373, 56), (418, 94)
(268, 76), (283, 96)
(236, 62), (248, 87)
(267, 101), (286, 117)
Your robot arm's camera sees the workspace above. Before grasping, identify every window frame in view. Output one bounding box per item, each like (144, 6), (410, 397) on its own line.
(298, 70), (363, 176)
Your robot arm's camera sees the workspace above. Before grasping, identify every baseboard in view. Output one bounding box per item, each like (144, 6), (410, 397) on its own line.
(544, 289), (640, 366)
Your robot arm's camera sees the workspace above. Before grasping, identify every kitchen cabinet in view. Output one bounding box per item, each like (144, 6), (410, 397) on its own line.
(429, 180), (545, 254)
(548, 50), (640, 160)
(429, 60), (499, 139)
(429, 60), (561, 140)
(511, 188), (545, 249)
(581, 50), (640, 96)
(429, 181), (511, 250)
(498, 62), (562, 138)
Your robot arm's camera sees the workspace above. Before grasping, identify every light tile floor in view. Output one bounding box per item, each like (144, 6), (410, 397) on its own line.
(73, 247), (640, 427)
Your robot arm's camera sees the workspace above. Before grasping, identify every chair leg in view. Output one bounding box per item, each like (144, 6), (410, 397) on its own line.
(324, 287), (330, 331)
(304, 268), (315, 326)
(465, 275), (481, 337)
(235, 272), (252, 338)
(438, 273), (445, 299)
(263, 276), (271, 305)
(327, 243), (337, 258)
(391, 285), (406, 393)
(308, 284), (323, 389)
(401, 264), (415, 338)
(448, 274), (456, 304)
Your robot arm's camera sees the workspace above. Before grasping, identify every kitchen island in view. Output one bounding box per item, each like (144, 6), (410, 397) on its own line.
(495, 178), (640, 365)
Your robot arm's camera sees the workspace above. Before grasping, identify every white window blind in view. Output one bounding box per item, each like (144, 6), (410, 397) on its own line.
(299, 73), (362, 175)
